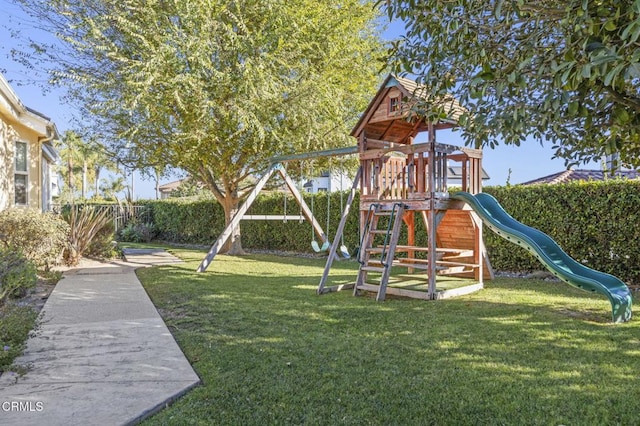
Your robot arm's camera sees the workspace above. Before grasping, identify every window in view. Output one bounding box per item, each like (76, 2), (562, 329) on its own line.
(389, 96), (400, 113)
(15, 141), (28, 205)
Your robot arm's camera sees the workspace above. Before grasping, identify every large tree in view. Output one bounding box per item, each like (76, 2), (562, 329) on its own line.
(11, 0), (383, 253)
(382, 0), (640, 168)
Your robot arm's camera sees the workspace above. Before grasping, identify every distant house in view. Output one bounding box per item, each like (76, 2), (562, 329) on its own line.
(0, 73), (60, 212)
(158, 178), (187, 199)
(521, 169), (640, 185)
(157, 177), (206, 199)
(447, 165), (490, 188)
(302, 169), (353, 193)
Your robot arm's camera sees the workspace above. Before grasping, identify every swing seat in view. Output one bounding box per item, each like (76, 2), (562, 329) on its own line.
(312, 240), (330, 252)
(339, 244), (351, 259)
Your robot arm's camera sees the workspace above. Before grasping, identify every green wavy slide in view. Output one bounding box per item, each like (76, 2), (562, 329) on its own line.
(452, 191), (632, 323)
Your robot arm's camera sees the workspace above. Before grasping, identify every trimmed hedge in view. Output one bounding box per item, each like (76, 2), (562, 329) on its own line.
(141, 180), (640, 284)
(141, 192), (365, 253)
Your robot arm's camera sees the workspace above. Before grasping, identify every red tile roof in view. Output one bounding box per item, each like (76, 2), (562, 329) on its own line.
(521, 169), (640, 185)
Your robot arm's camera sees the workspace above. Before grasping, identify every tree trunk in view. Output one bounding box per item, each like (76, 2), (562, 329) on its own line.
(67, 158), (75, 199)
(155, 169), (160, 200)
(94, 167), (101, 198)
(82, 161), (88, 199)
(220, 193), (244, 255)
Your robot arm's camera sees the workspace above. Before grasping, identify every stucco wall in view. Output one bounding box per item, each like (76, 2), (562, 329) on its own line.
(0, 116), (46, 211)
(0, 119), (17, 211)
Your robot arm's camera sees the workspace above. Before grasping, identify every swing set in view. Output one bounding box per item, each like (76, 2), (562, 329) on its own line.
(198, 74), (491, 305)
(196, 146), (359, 273)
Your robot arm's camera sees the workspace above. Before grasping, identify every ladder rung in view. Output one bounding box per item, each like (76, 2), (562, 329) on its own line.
(393, 259), (449, 271)
(397, 257), (430, 264)
(437, 260), (480, 267)
(369, 230), (389, 234)
(361, 266), (387, 273)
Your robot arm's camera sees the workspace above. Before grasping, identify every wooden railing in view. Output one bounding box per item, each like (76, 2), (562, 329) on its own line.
(359, 142), (482, 203)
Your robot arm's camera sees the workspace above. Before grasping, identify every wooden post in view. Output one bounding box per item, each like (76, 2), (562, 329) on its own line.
(427, 123), (438, 298)
(404, 211), (415, 274)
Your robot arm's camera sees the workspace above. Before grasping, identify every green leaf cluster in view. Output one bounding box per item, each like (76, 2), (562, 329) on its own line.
(383, 0), (640, 166)
(0, 247), (37, 304)
(12, 0), (384, 251)
(0, 304), (38, 373)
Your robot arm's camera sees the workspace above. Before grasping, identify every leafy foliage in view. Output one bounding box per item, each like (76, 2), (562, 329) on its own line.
(11, 0), (385, 253)
(84, 221), (119, 259)
(383, 0), (640, 167)
(0, 304), (38, 373)
(0, 247), (37, 303)
(0, 209), (70, 269)
(63, 205), (114, 265)
(118, 222), (157, 244)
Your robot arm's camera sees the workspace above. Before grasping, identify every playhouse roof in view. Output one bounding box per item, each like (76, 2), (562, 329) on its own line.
(351, 74), (466, 142)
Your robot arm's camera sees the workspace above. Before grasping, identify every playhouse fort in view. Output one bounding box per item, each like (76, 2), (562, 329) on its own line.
(317, 74), (492, 301)
(197, 74), (631, 322)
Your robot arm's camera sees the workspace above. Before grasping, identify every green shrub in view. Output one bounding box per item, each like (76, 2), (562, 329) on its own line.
(0, 304), (38, 372)
(140, 198), (223, 244)
(484, 180), (640, 284)
(0, 209), (69, 269)
(118, 222), (157, 243)
(85, 221), (119, 259)
(0, 247), (37, 303)
(63, 205), (113, 265)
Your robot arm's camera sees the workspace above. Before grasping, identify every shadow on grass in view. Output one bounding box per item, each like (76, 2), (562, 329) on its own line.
(139, 251), (640, 424)
(142, 251), (621, 325)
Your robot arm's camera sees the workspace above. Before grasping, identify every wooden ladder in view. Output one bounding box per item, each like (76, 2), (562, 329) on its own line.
(355, 203), (407, 301)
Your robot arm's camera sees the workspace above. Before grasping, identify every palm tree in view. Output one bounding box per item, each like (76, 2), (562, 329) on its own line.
(56, 130), (84, 202)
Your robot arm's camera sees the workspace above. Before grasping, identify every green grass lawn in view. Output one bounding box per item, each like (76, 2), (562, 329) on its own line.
(137, 246), (640, 425)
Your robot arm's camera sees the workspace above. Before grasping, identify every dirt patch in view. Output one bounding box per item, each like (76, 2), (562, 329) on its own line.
(16, 278), (57, 315)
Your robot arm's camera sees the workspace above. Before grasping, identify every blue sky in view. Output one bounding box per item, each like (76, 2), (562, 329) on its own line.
(1, 2), (596, 199)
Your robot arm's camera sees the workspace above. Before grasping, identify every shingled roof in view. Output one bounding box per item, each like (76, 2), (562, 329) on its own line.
(392, 75), (466, 124)
(351, 74), (467, 142)
(521, 169), (640, 185)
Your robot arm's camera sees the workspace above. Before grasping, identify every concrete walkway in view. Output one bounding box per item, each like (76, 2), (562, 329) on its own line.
(0, 249), (200, 426)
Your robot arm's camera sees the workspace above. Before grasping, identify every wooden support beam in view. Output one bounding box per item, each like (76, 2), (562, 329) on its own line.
(269, 146), (359, 164)
(197, 163), (281, 272)
(427, 123), (438, 299)
(197, 163), (328, 273)
(242, 215), (304, 221)
(277, 167), (328, 244)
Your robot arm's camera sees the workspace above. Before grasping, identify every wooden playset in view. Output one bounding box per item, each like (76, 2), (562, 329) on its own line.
(198, 75), (494, 301)
(317, 75), (493, 300)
